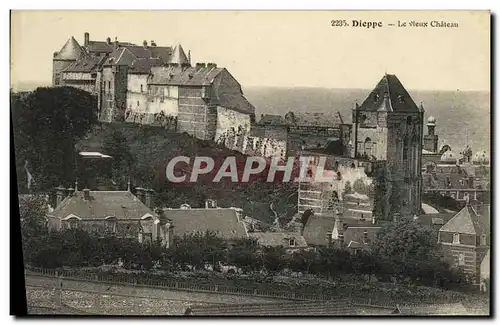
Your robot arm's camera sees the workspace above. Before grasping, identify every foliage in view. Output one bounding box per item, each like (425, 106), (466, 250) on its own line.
(342, 181), (352, 199)
(12, 87), (97, 192)
(373, 217), (439, 262)
(422, 192), (462, 212)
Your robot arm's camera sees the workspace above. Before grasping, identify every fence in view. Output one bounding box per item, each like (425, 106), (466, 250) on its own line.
(24, 266), (450, 307)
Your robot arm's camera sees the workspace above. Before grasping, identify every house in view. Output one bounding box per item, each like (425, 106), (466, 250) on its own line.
(248, 232), (307, 252)
(302, 214), (336, 247)
(47, 185), (173, 247)
(438, 203), (490, 284)
(162, 203), (248, 240)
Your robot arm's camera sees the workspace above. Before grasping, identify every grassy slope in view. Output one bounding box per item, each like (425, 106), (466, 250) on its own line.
(77, 122), (297, 225)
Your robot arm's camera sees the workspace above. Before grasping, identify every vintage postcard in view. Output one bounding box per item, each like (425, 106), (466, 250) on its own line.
(11, 10), (490, 316)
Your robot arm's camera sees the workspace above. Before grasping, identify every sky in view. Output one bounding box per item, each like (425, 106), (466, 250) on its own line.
(10, 10), (490, 91)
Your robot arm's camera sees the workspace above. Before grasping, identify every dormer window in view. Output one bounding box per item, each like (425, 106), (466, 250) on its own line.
(453, 233), (460, 244)
(105, 218), (117, 234)
(289, 238), (296, 247)
(398, 95), (405, 103)
(68, 219), (79, 230)
(373, 94), (380, 103)
(480, 234), (487, 246)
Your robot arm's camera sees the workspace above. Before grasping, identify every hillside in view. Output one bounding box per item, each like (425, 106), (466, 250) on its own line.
(77, 122), (297, 226)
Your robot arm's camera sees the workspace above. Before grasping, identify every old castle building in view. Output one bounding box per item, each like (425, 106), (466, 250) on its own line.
(52, 33), (256, 142)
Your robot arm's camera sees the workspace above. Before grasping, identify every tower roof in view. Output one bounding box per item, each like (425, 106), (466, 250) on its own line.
(169, 44), (190, 65)
(54, 37), (85, 60)
(357, 74), (420, 112)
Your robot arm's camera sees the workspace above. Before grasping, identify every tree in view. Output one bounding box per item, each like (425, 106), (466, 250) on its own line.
(102, 129), (135, 188)
(228, 238), (260, 272)
(12, 87), (97, 191)
(373, 218), (439, 262)
(353, 178), (367, 194)
(342, 181), (352, 199)
(288, 250), (319, 273)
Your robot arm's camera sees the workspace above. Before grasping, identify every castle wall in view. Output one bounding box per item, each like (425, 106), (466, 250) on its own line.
(62, 72), (96, 95)
(99, 67), (116, 122)
(177, 86), (209, 140)
(148, 85), (179, 116)
(215, 106), (252, 143)
(52, 59), (75, 86)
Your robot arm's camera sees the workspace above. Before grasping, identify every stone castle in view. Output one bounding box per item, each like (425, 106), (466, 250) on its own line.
(52, 33), (435, 219)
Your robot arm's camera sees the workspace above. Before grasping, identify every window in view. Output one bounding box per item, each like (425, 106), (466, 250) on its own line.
(140, 84), (143, 93)
(364, 137), (372, 157)
(289, 239), (296, 247)
(68, 219), (79, 230)
(453, 233), (460, 244)
(403, 138), (409, 160)
(106, 219), (117, 233)
(481, 234), (487, 246)
(458, 253), (465, 266)
(107, 81), (111, 90)
(406, 116), (412, 125)
(137, 101), (140, 107)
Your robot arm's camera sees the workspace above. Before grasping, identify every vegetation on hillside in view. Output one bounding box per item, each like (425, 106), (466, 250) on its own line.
(78, 123), (298, 225)
(11, 87), (97, 193)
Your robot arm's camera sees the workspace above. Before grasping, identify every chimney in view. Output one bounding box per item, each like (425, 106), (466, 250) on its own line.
(338, 234), (345, 248)
(54, 185), (66, 208)
(83, 189), (91, 200)
(106, 37), (111, 45)
(84, 32), (90, 47)
(135, 187), (145, 203)
(67, 187), (75, 197)
(114, 37), (119, 49)
(188, 50), (191, 65)
(207, 63), (217, 69)
(151, 40), (156, 47)
(144, 189), (154, 209)
(143, 40), (148, 49)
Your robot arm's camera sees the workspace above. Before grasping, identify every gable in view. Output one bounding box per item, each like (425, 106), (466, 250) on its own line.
(439, 206), (477, 235)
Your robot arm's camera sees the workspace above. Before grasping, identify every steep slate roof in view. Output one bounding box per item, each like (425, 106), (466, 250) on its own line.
(188, 299), (358, 316)
(394, 303), (468, 315)
(103, 48), (137, 67)
(358, 74), (420, 112)
(63, 55), (102, 73)
(259, 114), (287, 125)
(128, 58), (163, 74)
(248, 232), (307, 248)
(50, 191), (155, 220)
(149, 65), (224, 86)
(344, 226), (380, 249)
(302, 215), (335, 246)
(285, 112), (344, 127)
(213, 92), (255, 115)
(162, 208), (248, 240)
(439, 205), (490, 235)
(54, 37), (85, 60)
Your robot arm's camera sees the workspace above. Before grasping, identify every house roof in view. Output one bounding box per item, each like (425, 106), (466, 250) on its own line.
(187, 299), (358, 316)
(394, 303), (468, 315)
(103, 48), (137, 67)
(302, 215), (335, 246)
(248, 232), (307, 248)
(214, 92), (256, 115)
(162, 208), (248, 240)
(149, 65), (224, 86)
(439, 205), (490, 235)
(358, 74), (420, 113)
(417, 213), (455, 230)
(63, 55), (102, 73)
(259, 114), (287, 125)
(285, 111), (344, 128)
(49, 191), (155, 220)
(54, 37), (85, 60)
(343, 226), (380, 248)
(128, 58), (163, 74)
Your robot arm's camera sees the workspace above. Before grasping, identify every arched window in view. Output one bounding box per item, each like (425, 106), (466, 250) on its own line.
(364, 137), (372, 157)
(458, 253), (465, 266)
(105, 217), (117, 234)
(481, 234), (487, 246)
